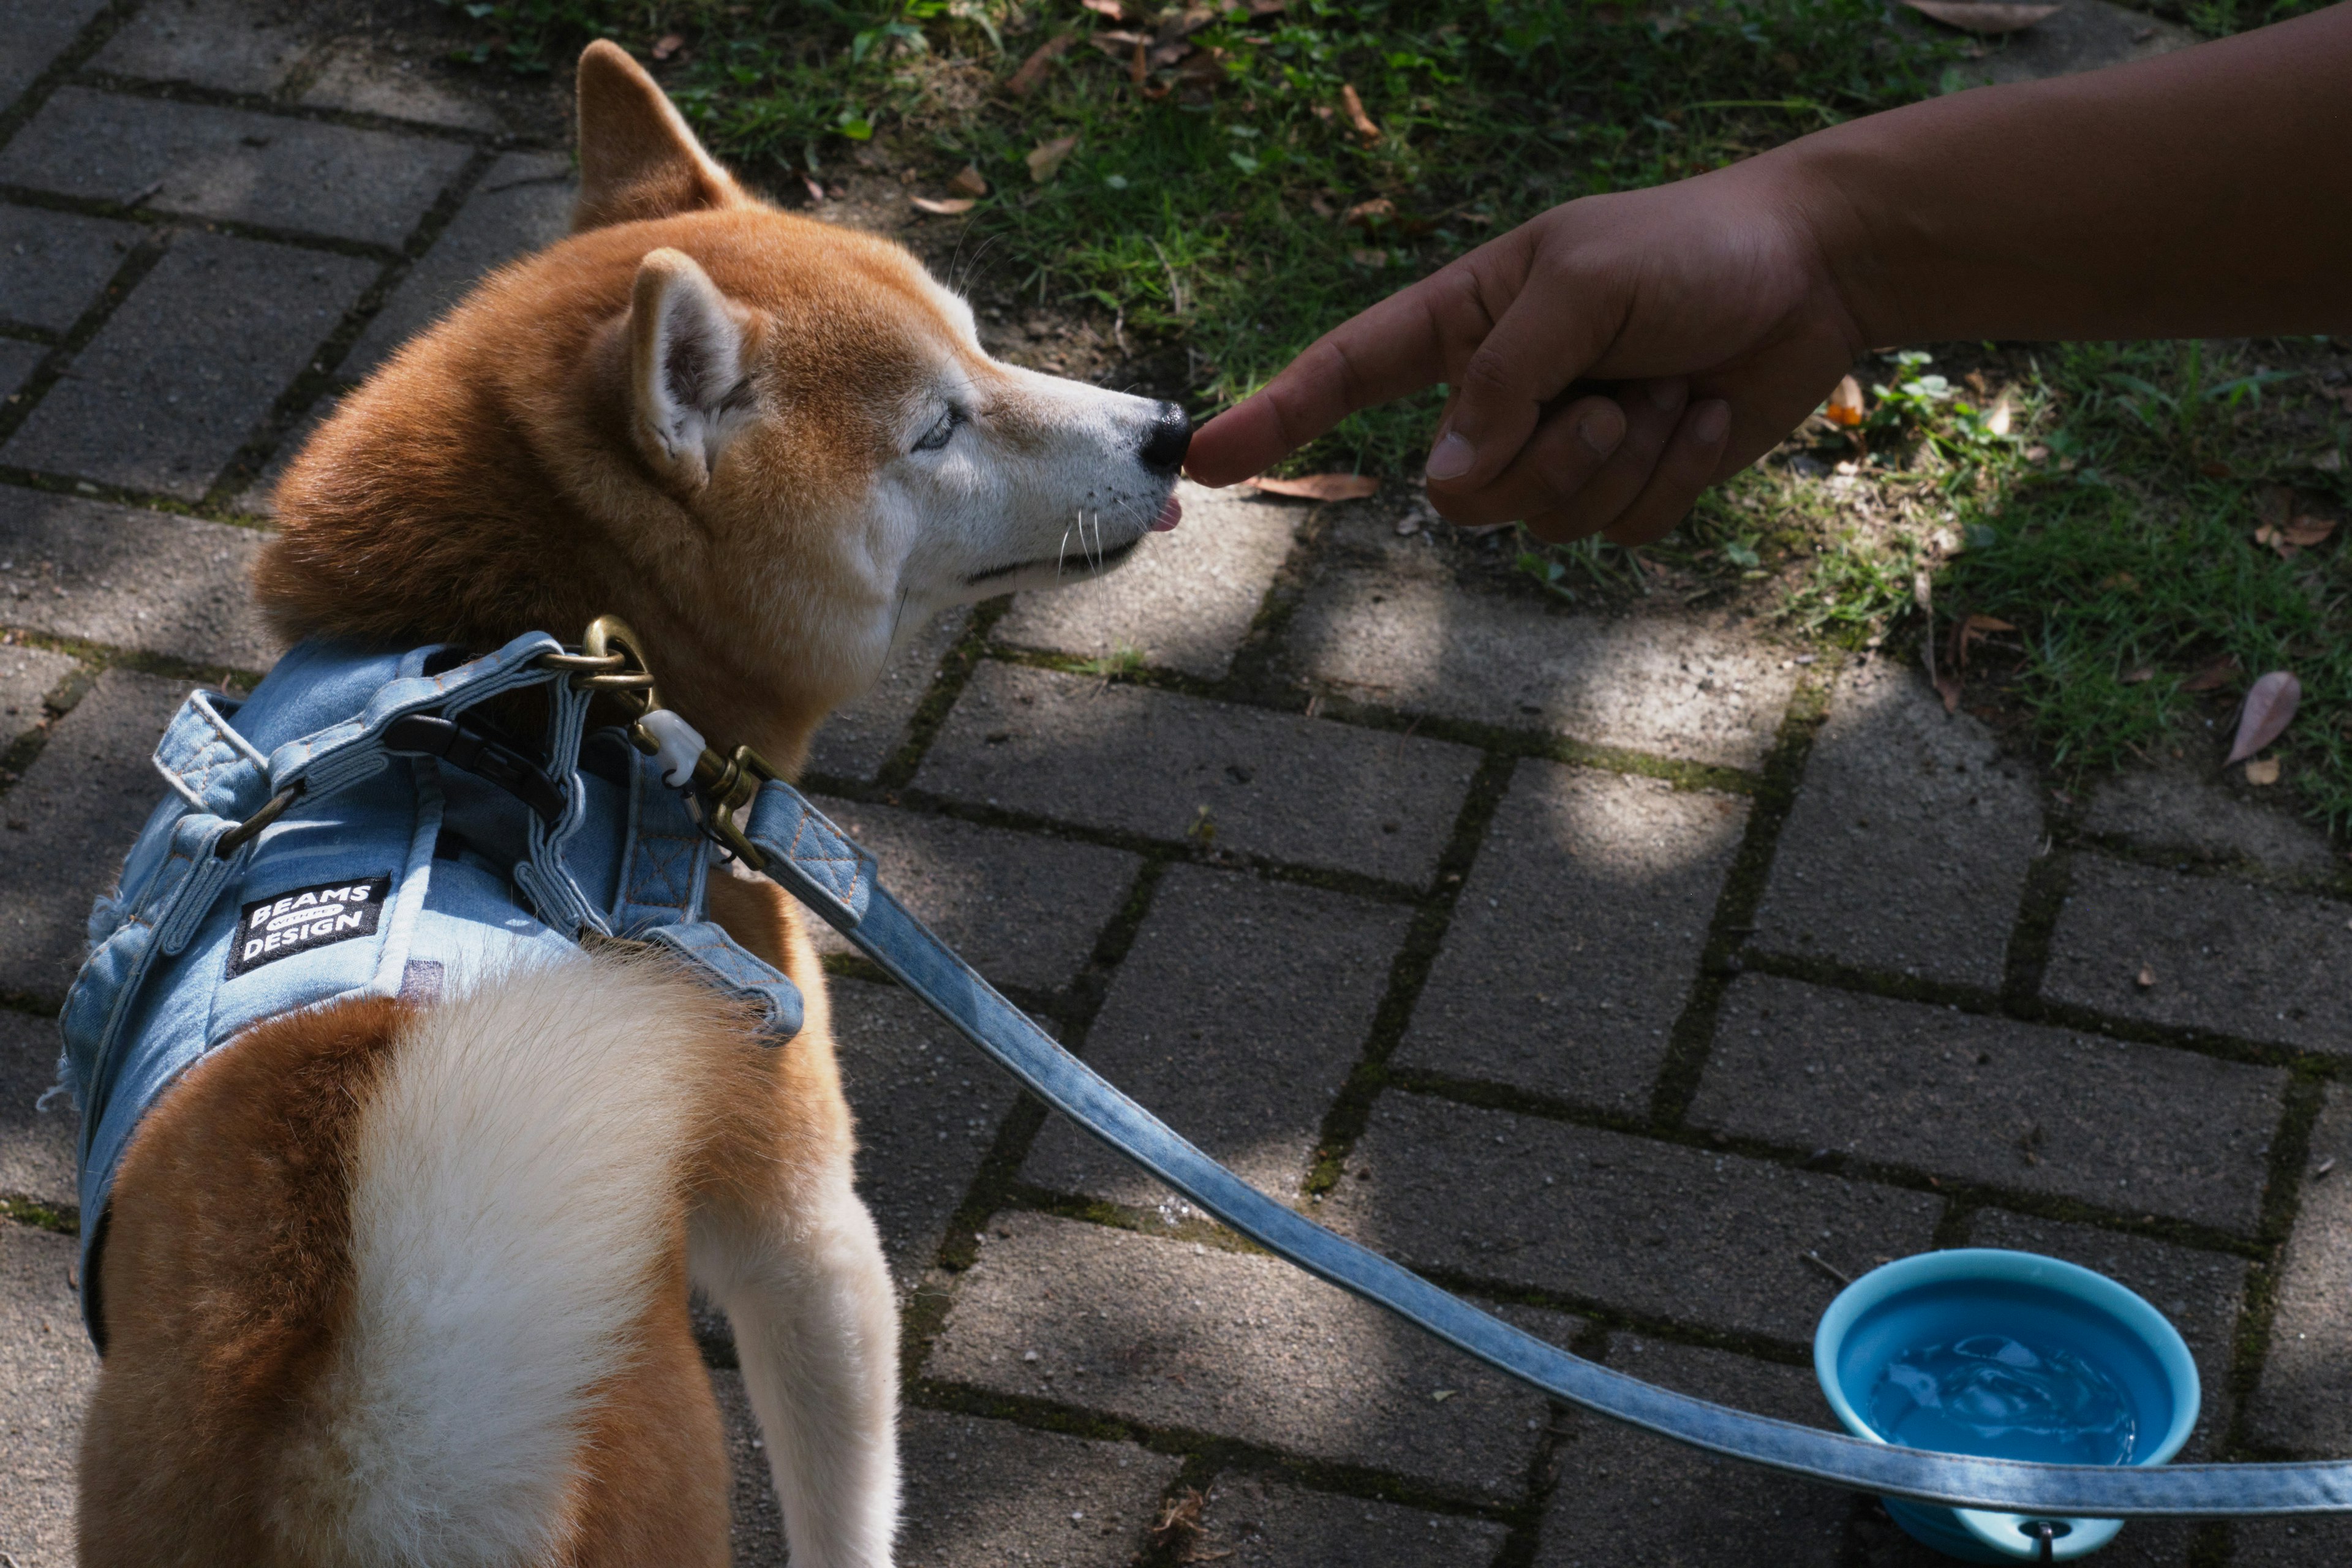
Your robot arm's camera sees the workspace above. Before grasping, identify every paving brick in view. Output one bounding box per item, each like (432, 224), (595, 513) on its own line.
(344, 151), (574, 379)
(802, 799), (1137, 992)
(4, 232), (374, 498)
(0, 490), (276, 666)
(1539, 1336), (1847, 1568)
(991, 481), (1299, 679)
(0, 669), (189, 1001)
(1752, 658), (2041, 989)
(1691, 976), (2283, 1232)
(1025, 864), (1409, 1207)
(2250, 1086), (2352, 1455)
(1282, 510), (1795, 767)
(920, 662), (1478, 884)
(0, 206), (140, 333)
(804, 606), (968, 782)
(0, 646), (77, 750)
(2233, 1517), (2352, 1567)
(299, 43), (502, 131)
(0, 339), (45, 400)
(0, 1224), (95, 1568)
(88, 0), (312, 93)
(0, 0), (107, 107)
(1394, 761), (1744, 1110)
(1322, 1092), (1943, 1344)
(0, 1010), (75, 1208)
(2043, 853), (2352, 1055)
(0, 88), (470, 246)
(2085, 760), (2340, 881)
(717, 1370), (1184, 1567)
(234, 386), (333, 516)
(925, 1212), (1569, 1498)
(829, 976), (1023, 1286)
(1969, 1210), (2243, 1456)
(1193, 1473), (1509, 1568)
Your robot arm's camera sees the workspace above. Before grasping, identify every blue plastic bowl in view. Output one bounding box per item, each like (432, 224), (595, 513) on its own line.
(1814, 1250), (2199, 1562)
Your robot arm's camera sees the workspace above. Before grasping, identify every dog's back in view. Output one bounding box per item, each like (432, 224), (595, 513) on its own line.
(78, 959), (774, 1565)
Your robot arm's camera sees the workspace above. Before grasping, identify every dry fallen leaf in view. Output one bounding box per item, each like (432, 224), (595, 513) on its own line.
(1823, 374), (1866, 428)
(1986, 393), (2013, 437)
(1150, 1488), (1205, 1553)
(2122, 666), (2155, 685)
(1949, 612), (2017, 673)
(2245, 756), (2282, 785)
(2285, 514), (2339, 548)
(1341, 197), (1395, 226)
(802, 174), (826, 205)
(1248, 472), (1381, 501)
(2225, 669), (2301, 766)
(1350, 246), (1387, 268)
(1079, 0), (1126, 17)
(949, 164), (989, 198)
(2182, 655), (2241, 692)
(1025, 134), (1079, 183)
(1902, 0), (2059, 31)
(651, 32), (685, 59)
(910, 195), (976, 216)
(2136, 967), (2157, 989)
(1340, 83), (1381, 141)
(1006, 32), (1076, 96)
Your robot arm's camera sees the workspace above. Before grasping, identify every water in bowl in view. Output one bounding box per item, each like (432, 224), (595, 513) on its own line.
(1868, 1334), (2137, 1466)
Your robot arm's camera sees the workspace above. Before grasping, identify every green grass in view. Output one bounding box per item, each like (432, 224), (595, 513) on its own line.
(440, 0), (1956, 472)
(1932, 339), (2352, 827)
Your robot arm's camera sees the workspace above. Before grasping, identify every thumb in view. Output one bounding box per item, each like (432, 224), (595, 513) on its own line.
(1423, 274), (1616, 491)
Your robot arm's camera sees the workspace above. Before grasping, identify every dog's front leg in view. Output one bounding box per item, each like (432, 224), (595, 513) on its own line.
(692, 1170), (900, 1568)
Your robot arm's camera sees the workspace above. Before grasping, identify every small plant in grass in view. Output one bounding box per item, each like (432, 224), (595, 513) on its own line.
(1073, 643), (1148, 678)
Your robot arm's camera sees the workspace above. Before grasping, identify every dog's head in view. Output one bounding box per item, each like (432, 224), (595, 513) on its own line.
(260, 42), (1185, 755)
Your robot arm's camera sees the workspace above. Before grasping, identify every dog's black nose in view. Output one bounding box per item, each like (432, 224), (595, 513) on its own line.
(1137, 403), (1191, 475)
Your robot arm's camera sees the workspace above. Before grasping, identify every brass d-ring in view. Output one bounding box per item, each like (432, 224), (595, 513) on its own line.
(578, 614), (662, 717)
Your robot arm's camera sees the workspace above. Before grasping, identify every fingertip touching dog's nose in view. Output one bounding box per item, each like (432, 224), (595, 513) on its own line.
(1138, 403), (1191, 475)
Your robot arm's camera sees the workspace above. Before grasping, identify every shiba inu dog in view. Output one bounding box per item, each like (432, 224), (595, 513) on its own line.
(74, 40), (1186, 1568)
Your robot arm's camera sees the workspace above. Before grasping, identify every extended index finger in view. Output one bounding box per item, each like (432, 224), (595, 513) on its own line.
(1185, 239), (1529, 487)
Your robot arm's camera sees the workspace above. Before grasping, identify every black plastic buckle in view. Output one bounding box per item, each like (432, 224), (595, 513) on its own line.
(384, 714), (566, 824)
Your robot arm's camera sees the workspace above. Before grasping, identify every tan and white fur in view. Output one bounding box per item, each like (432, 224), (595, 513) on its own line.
(76, 40), (1186, 1568)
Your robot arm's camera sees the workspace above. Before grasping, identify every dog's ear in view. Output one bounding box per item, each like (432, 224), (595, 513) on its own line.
(626, 247), (755, 492)
(573, 40), (750, 232)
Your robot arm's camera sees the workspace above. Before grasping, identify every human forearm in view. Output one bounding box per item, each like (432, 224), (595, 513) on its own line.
(1795, 1), (2352, 347)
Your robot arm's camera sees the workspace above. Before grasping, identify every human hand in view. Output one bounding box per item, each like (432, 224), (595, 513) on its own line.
(1185, 151), (1868, 544)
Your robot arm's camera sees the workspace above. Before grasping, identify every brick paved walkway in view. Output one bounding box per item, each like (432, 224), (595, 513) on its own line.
(6, 4), (2351, 1566)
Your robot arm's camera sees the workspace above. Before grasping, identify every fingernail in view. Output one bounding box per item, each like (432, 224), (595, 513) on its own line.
(1425, 431), (1476, 482)
(1647, 379), (1686, 413)
(1577, 404), (1624, 456)
(1692, 399), (1730, 445)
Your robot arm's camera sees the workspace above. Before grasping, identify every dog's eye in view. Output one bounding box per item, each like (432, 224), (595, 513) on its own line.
(913, 408), (960, 453)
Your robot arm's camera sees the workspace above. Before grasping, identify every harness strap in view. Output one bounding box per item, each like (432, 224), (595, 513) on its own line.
(737, 777), (2352, 1521)
(639, 921), (804, 1041)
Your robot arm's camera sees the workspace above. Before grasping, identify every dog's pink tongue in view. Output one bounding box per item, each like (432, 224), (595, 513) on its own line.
(1150, 497), (1183, 532)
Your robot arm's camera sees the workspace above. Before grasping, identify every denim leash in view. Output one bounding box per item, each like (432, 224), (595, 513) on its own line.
(614, 617), (2352, 1520)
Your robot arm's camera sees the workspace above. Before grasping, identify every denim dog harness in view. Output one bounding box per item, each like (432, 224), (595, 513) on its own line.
(58, 631), (800, 1349)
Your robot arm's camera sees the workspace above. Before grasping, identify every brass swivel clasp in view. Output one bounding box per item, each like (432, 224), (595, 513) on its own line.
(539, 614), (781, 870)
